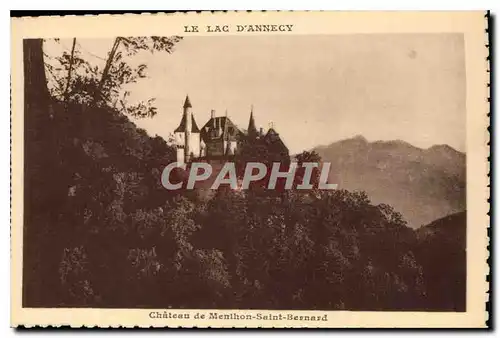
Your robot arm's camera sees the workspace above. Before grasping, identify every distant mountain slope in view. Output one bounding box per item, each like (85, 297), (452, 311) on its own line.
(416, 210), (466, 243)
(415, 211), (466, 311)
(312, 136), (466, 228)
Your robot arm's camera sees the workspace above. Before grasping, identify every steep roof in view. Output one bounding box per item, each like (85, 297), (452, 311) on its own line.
(265, 128), (279, 140)
(247, 109), (258, 138)
(264, 128), (288, 154)
(174, 113), (200, 133)
(201, 116), (241, 142)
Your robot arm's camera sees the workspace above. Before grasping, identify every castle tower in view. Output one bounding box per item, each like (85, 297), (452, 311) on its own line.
(184, 95), (192, 162)
(174, 95), (200, 164)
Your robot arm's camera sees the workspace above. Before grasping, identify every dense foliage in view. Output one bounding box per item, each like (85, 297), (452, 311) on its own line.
(44, 37), (182, 118)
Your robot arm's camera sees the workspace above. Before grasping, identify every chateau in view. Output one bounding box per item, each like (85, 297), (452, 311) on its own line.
(174, 95), (289, 164)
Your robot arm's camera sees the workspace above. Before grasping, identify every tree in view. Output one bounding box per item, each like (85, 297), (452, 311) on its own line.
(24, 38), (53, 306)
(25, 39), (50, 105)
(63, 38), (77, 103)
(295, 150), (322, 164)
(294, 150), (323, 189)
(44, 36), (183, 118)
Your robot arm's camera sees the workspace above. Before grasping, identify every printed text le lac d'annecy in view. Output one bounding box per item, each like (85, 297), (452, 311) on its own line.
(184, 24), (294, 33)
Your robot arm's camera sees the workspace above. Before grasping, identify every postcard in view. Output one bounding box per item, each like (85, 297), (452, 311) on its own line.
(10, 11), (489, 328)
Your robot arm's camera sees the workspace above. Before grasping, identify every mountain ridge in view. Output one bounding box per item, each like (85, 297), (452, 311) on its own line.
(311, 135), (465, 155)
(308, 135), (466, 228)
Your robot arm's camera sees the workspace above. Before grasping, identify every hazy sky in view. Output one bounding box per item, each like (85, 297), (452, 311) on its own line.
(46, 34), (466, 154)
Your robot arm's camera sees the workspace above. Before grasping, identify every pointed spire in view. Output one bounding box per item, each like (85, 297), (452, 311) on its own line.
(174, 97), (199, 133)
(183, 95), (192, 108)
(248, 105), (258, 138)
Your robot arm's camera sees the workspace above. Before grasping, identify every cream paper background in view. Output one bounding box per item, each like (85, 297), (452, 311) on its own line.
(10, 11), (489, 328)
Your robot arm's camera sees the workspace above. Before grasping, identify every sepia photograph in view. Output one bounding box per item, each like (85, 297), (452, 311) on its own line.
(10, 11), (489, 328)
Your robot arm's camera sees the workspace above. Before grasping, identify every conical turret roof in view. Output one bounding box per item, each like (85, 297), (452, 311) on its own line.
(247, 106), (258, 138)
